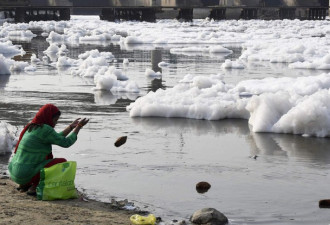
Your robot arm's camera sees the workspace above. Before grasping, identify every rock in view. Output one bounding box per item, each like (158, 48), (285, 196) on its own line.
(163, 220), (187, 225)
(190, 208), (228, 225)
(116, 199), (128, 207)
(319, 199), (330, 208)
(156, 217), (162, 223)
(196, 181), (211, 194)
(114, 136), (127, 147)
(0, 175), (9, 179)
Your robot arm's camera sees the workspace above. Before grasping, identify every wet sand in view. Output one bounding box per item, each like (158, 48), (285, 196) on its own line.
(0, 176), (132, 225)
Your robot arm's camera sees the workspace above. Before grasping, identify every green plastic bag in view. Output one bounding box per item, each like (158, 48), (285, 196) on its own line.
(37, 161), (78, 200)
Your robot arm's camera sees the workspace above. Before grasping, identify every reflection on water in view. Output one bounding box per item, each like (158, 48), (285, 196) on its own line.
(151, 49), (162, 73)
(133, 117), (330, 166)
(0, 153), (11, 172)
(132, 117), (250, 136)
(252, 132), (330, 165)
(94, 90), (119, 105)
(94, 90), (138, 105)
(0, 75), (10, 88)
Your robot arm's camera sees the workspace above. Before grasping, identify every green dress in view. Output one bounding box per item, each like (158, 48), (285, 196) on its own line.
(8, 124), (77, 185)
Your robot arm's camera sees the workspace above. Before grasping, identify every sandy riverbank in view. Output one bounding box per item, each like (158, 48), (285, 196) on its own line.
(0, 175), (133, 225)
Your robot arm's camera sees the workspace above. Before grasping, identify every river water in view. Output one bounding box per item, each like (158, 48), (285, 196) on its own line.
(0, 21), (330, 224)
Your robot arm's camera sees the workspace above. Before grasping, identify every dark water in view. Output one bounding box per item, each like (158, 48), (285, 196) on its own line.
(0, 30), (330, 224)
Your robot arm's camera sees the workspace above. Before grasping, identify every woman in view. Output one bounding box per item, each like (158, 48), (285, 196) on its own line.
(8, 104), (89, 195)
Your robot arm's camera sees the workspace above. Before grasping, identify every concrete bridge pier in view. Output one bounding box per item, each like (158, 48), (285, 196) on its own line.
(209, 8), (226, 20)
(2, 10), (14, 19)
(26, 9), (59, 21)
(15, 8), (26, 23)
(279, 8), (296, 19)
(14, 7), (70, 22)
(240, 8), (258, 19)
(100, 8), (115, 21)
(177, 8), (193, 21)
(308, 8), (327, 20)
(100, 8), (156, 22)
(59, 8), (70, 20)
(141, 8), (156, 22)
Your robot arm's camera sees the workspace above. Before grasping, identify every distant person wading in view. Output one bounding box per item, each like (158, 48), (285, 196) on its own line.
(8, 104), (89, 196)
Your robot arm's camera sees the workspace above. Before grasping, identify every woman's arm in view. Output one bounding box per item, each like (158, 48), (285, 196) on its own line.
(45, 127), (78, 148)
(61, 118), (80, 137)
(73, 118), (89, 135)
(44, 118), (89, 148)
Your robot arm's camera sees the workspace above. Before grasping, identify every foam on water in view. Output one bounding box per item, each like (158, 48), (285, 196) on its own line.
(1, 16), (330, 137)
(0, 41), (25, 58)
(0, 121), (17, 154)
(0, 54), (10, 75)
(127, 73), (330, 137)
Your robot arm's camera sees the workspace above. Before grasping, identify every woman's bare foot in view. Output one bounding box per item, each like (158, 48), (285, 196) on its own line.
(27, 185), (37, 196)
(17, 183), (31, 192)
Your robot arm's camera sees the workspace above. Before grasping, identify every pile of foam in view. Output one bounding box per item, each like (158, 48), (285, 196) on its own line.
(45, 48), (140, 93)
(0, 121), (17, 154)
(127, 73), (330, 137)
(25, 18), (330, 72)
(0, 54), (28, 75)
(1, 16), (329, 80)
(0, 28), (28, 74)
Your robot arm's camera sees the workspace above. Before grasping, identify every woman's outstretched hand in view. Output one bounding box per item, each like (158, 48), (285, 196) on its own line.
(73, 118), (89, 134)
(70, 118), (81, 129)
(78, 118), (89, 128)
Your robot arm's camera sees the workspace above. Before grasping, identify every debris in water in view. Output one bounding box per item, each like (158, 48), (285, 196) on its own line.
(196, 181), (211, 194)
(319, 199), (330, 208)
(114, 136), (127, 147)
(250, 155), (258, 160)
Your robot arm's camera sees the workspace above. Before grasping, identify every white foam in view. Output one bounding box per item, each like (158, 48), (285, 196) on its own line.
(0, 41), (25, 58)
(58, 44), (69, 56)
(107, 66), (128, 81)
(111, 80), (140, 93)
(94, 74), (117, 90)
(273, 90), (330, 137)
(24, 65), (36, 72)
(44, 43), (60, 54)
(128, 73), (330, 137)
(41, 32), (49, 37)
(0, 54), (10, 75)
(56, 56), (76, 68)
(10, 61), (29, 72)
(3, 17), (326, 69)
(0, 121), (17, 154)
(78, 49), (114, 61)
(170, 46), (232, 55)
(145, 68), (162, 78)
(221, 59), (245, 69)
(7, 30), (36, 42)
(50, 49), (138, 93)
(30, 54), (40, 63)
(0, 53), (29, 73)
(123, 58), (129, 65)
(46, 31), (65, 43)
(158, 61), (169, 67)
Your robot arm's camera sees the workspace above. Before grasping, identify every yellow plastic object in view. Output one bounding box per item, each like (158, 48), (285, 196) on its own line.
(130, 214), (156, 225)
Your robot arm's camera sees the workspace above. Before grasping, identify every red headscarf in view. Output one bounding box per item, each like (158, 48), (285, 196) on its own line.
(14, 104), (60, 153)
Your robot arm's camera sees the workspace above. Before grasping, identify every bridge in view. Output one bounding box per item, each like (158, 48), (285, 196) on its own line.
(0, 0), (329, 22)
